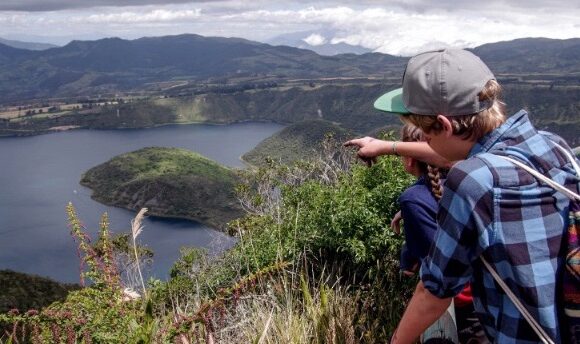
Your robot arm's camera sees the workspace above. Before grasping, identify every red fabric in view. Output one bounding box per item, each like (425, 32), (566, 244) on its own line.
(454, 283), (473, 308)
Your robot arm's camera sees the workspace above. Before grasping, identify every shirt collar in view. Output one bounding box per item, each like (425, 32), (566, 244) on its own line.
(467, 109), (529, 158)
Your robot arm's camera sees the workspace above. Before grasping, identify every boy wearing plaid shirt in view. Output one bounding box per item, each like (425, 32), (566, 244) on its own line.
(347, 49), (579, 343)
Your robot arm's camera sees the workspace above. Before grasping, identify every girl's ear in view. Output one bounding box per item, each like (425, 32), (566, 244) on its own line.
(403, 156), (419, 175)
(436, 115), (454, 138)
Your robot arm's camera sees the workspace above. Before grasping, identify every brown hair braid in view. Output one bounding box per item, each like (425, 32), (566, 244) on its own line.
(427, 165), (443, 201)
(401, 123), (444, 201)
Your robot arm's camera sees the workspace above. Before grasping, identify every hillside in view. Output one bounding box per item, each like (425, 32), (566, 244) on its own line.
(242, 119), (354, 166)
(0, 270), (79, 313)
(80, 147), (243, 229)
(0, 35), (578, 103)
(473, 38), (580, 74)
(0, 34), (406, 103)
(3, 81), (578, 146)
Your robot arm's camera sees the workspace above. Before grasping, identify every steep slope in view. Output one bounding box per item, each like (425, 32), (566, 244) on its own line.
(3, 81), (578, 146)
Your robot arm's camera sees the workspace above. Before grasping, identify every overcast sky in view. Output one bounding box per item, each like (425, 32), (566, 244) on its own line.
(0, 0), (578, 55)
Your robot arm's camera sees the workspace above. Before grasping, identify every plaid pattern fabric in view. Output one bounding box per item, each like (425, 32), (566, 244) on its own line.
(420, 110), (580, 344)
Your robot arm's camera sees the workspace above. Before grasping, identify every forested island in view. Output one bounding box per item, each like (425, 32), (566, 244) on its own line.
(80, 147), (243, 230)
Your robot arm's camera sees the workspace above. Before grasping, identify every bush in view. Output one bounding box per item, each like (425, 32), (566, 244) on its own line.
(162, 141), (417, 341)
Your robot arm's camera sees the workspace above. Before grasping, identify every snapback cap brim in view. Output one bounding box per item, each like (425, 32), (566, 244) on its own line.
(373, 88), (410, 114)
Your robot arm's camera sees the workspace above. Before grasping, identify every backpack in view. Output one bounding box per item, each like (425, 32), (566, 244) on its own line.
(482, 142), (580, 344)
(564, 201), (580, 344)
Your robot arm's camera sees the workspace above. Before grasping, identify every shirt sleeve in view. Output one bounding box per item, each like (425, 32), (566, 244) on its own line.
(400, 196), (437, 261)
(420, 157), (495, 299)
(400, 242), (419, 272)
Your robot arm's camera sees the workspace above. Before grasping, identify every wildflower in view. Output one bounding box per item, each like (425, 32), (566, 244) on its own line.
(122, 287), (142, 301)
(131, 208), (148, 298)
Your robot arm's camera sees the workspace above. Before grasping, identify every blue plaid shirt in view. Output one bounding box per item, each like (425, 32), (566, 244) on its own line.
(420, 110), (580, 343)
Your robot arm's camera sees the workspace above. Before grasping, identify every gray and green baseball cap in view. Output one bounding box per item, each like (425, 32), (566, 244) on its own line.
(374, 49), (495, 116)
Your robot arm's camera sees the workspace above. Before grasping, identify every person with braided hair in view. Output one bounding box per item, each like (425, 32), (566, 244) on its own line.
(395, 123), (444, 276)
(393, 124), (484, 344)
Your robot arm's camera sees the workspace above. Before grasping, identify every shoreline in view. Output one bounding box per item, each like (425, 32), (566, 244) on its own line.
(0, 118), (288, 139)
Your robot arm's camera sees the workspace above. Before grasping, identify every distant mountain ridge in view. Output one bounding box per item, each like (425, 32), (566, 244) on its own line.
(472, 37), (580, 73)
(0, 33), (405, 102)
(0, 37), (58, 51)
(0, 34), (578, 103)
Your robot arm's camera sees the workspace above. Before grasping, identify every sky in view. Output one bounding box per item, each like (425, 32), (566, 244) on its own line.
(0, 0), (579, 56)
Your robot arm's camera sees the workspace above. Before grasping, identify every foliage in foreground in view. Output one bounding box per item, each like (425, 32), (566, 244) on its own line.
(0, 139), (416, 343)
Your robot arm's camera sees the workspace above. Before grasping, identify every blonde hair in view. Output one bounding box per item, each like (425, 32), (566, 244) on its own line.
(402, 80), (506, 141)
(400, 123), (444, 201)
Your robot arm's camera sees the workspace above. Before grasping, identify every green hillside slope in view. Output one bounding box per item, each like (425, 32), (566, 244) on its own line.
(0, 34), (406, 103)
(80, 147), (243, 229)
(1, 35), (578, 103)
(242, 119), (354, 166)
(3, 81), (577, 146)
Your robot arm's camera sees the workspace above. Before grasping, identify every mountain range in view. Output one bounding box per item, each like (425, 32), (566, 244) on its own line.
(0, 34), (578, 104)
(473, 37), (580, 74)
(0, 37), (58, 51)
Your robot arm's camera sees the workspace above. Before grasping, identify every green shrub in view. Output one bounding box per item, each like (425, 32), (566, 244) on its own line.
(163, 144), (416, 341)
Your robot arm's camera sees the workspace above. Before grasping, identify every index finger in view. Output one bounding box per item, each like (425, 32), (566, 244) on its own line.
(343, 139), (359, 147)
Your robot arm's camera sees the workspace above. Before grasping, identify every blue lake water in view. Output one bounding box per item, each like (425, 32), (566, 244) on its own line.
(0, 122), (284, 283)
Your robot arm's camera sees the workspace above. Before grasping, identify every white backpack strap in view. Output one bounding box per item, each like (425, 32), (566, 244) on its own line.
(498, 155), (580, 202)
(552, 141), (580, 178)
(480, 256), (555, 344)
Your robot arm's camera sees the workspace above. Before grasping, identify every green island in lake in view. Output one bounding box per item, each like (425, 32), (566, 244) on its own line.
(80, 147), (243, 230)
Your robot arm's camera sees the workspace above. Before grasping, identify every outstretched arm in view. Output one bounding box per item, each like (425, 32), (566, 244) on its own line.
(343, 137), (452, 168)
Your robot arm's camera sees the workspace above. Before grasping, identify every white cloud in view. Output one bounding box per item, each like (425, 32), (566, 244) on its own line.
(303, 33), (326, 46)
(210, 5), (580, 55)
(1, 2), (579, 55)
(78, 9), (201, 24)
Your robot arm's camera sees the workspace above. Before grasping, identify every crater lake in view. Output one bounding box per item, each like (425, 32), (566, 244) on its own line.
(0, 122), (284, 283)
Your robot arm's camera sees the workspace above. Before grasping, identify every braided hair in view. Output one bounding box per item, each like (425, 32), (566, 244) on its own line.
(400, 124), (444, 201)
